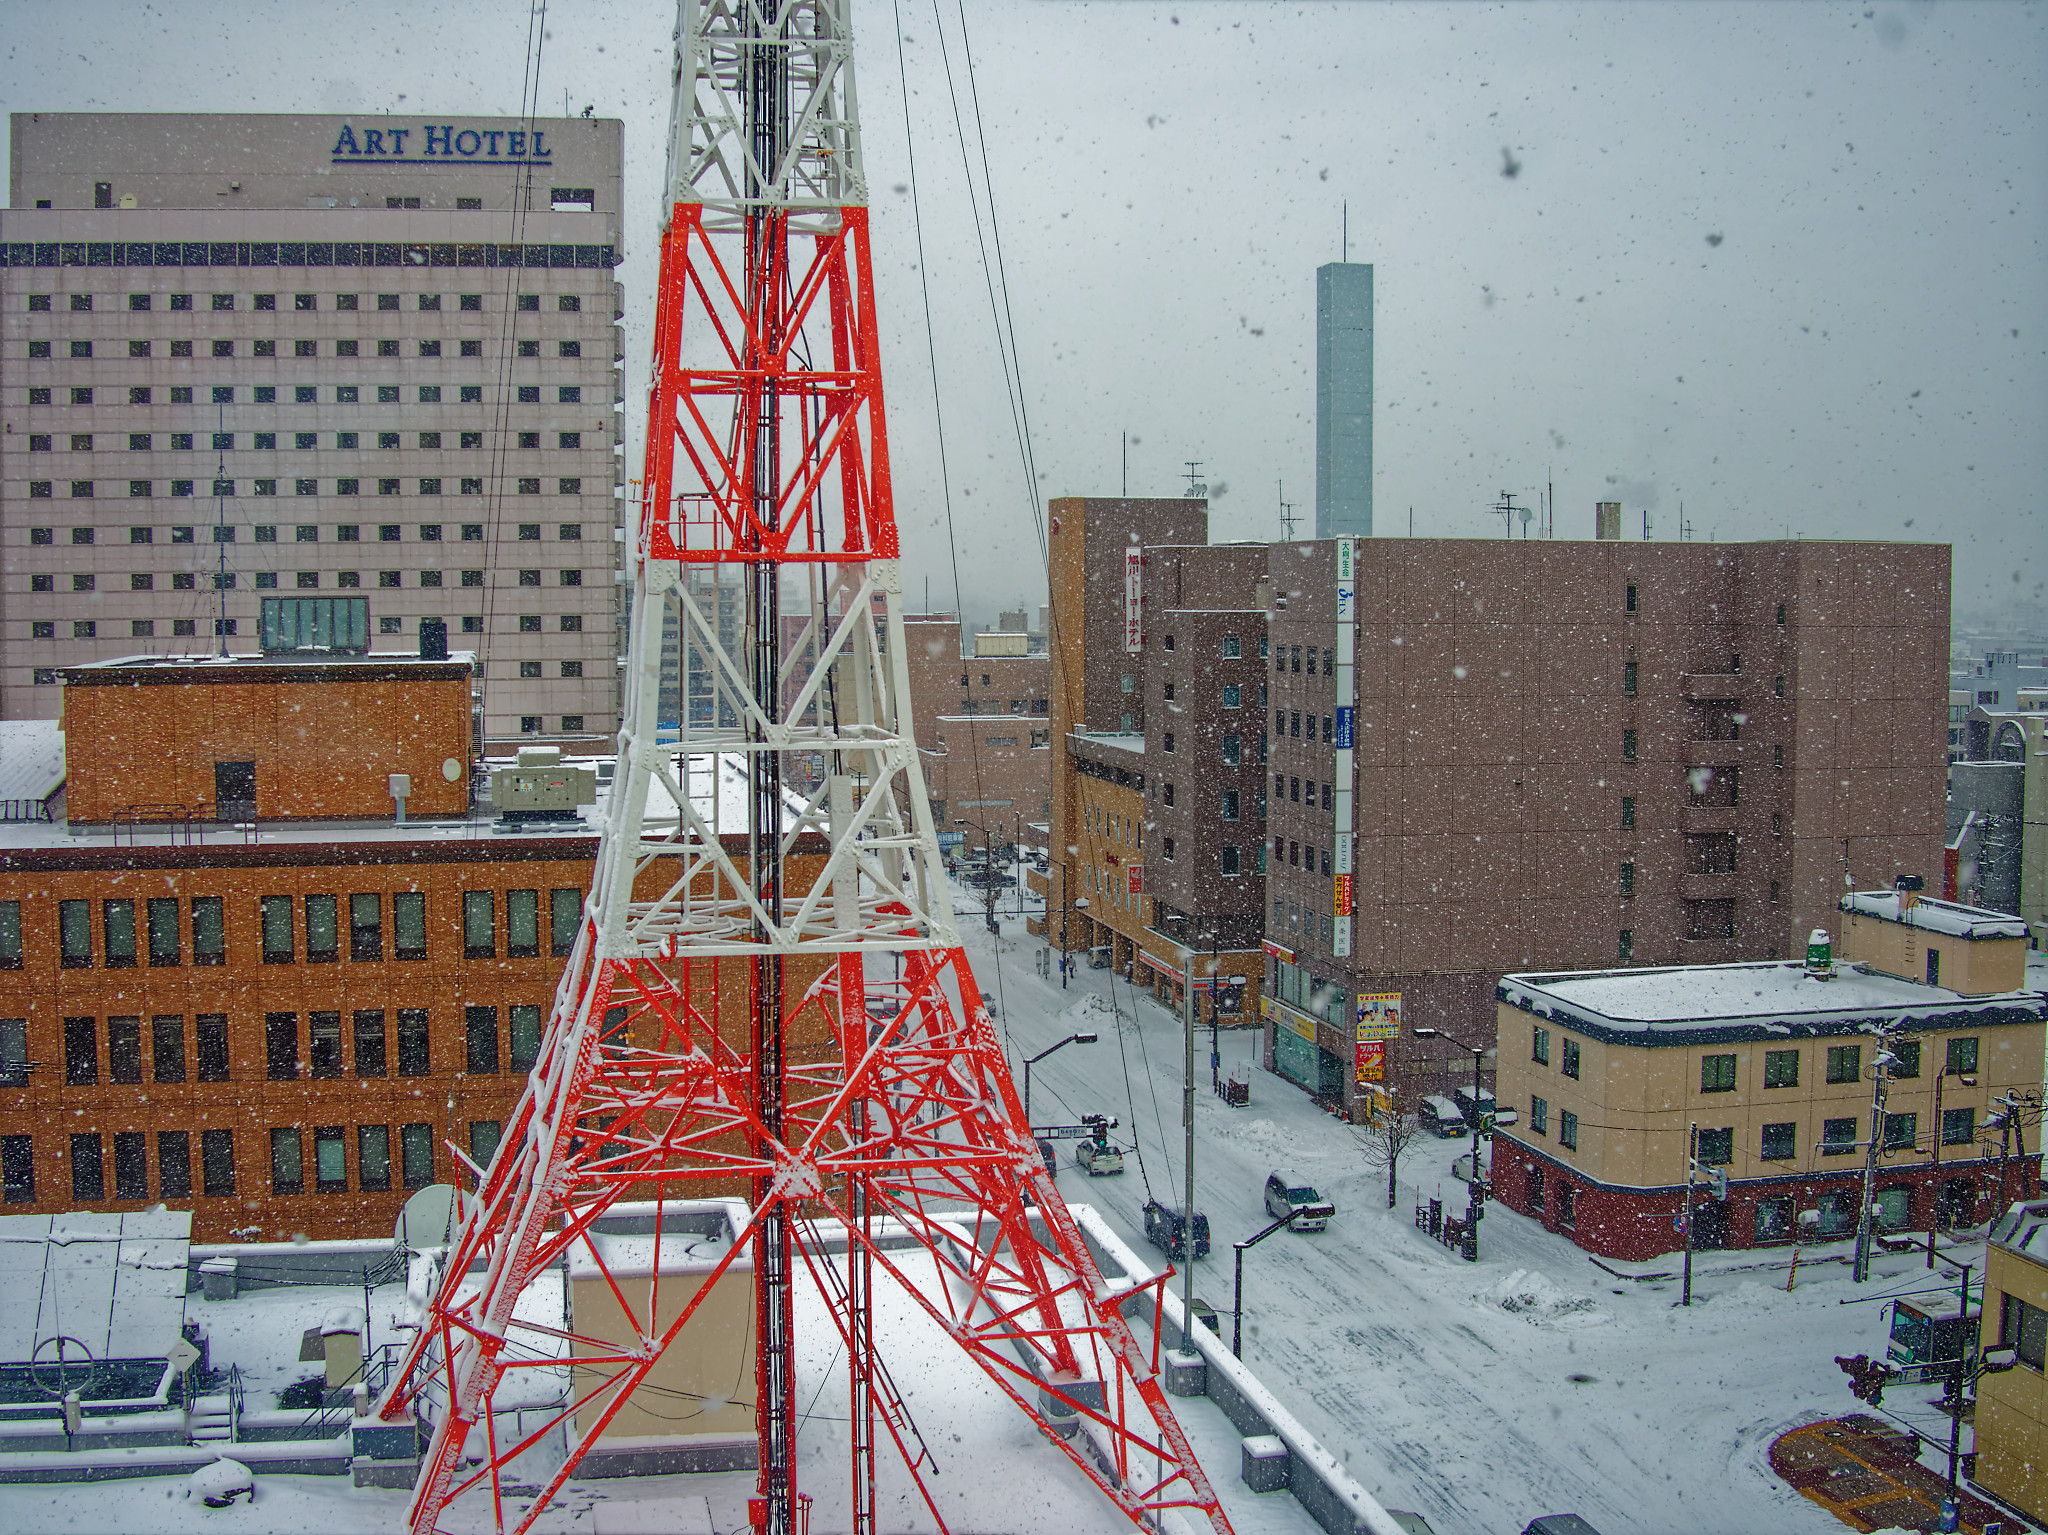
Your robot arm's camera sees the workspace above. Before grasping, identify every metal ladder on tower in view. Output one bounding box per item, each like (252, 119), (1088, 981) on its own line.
(379, 4), (1235, 1533)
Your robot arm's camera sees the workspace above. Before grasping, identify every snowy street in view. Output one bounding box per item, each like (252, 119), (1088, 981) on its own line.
(957, 895), (1991, 1535)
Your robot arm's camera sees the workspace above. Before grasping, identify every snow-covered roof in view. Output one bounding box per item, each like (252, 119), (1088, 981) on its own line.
(0, 719), (63, 805)
(1991, 1201), (2048, 1266)
(1070, 731), (1144, 755)
(1840, 889), (2030, 940)
(0, 1208), (190, 1365)
(1500, 959), (2047, 1047)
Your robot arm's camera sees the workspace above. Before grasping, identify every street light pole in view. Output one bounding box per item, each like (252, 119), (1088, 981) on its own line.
(1232, 1210), (1299, 1357)
(1414, 1026), (1489, 1260)
(1021, 1031), (1098, 1129)
(1181, 936), (1197, 1343)
(1057, 895), (1090, 990)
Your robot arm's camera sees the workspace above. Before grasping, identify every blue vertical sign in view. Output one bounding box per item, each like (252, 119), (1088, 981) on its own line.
(1334, 707), (1354, 749)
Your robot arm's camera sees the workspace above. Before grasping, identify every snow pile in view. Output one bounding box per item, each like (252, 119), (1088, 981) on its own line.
(1487, 1268), (1606, 1327)
(1212, 1116), (1299, 1169)
(185, 1457), (253, 1508)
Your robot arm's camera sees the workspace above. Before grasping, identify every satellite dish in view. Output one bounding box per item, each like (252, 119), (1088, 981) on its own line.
(395, 1183), (469, 1251)
(441, 757), (463, 782)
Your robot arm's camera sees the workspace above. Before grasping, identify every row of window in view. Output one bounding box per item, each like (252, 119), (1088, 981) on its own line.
(0, 1123), (452, 1206)
(1276, 775), (1334, 811)
(33, 521), (585, 544)
(1524, 1099), (1976, 1162)
(19, 384), (589, 407)
(27, 477), (594, 499)
(1525, 1027), (1982, 1090)
(1159, 633), (1255, 658)
(1277, 710), (1335, 743)
(32, 612), (586, 642)
(27, 338), (591, 360)
(1275, 644), (1332, 677)
(32, 569), (587, 598)
(7, 239), (616, 270)
(29, 291), (591, 313)
(1156, 729), (1251, 765)
(5, 888), (581, 970)
(16, 1003), (547, 1089)
(32, 430), (596, 452)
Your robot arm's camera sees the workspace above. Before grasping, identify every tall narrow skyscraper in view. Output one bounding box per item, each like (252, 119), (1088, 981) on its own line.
(1315, 261), (1373, 539)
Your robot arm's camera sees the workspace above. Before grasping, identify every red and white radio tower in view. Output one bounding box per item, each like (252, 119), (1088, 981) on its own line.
(381, 5), (1233, 1533)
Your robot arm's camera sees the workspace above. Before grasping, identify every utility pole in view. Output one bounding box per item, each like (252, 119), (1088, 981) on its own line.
(1853, 1020), (1897, 1283)
(1181, 941), (1198, 1338)
(1683, 1122), (1698, 1306)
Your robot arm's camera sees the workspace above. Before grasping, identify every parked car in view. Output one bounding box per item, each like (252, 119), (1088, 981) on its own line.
(1521, 1517), (1605, 1535)
(1418, 1095), (1466, 1138)
(1035, 1139), (1057, 1179)
(1263, 1172), (1334, 1232)
(1142, 1199), (1210, 1261)
(1076, 1136), (1124, 1176)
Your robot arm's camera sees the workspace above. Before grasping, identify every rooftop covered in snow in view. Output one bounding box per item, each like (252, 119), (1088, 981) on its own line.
(1839, 889), (2030, 941)
(1499, 959), (2048, 1047)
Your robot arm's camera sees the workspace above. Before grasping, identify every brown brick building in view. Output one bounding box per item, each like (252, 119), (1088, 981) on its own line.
(0, 652), (821, 1241)
(1264, 531), (1952, 1115)
(901, 614), (1051, 841)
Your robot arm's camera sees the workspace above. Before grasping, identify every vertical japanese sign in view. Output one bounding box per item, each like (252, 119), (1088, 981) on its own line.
(1127, 865), (1143, 895)
(1333, 538), (1357, 958)
(1123, 547), (1143, 652)
(1354, 1039), (1385, 1083)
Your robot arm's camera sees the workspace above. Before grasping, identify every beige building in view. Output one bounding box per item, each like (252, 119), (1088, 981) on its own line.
(1491, 885), (2046, 1259)
(1978, 1199), (2048, 1526)
(2, 113), (626, 745)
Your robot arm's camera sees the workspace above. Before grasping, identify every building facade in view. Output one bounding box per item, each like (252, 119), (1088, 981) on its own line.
(1978, 1200), (2048, 1527)
(1314, 261), (1372, 540)
(1489, 890), (2045, 1261)
(1, 112), (626, 745)
(1262, 532), (1952, 1116)
(902, 615), (1051, 836)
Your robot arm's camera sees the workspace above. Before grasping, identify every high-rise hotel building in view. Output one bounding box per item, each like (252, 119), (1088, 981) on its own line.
(0, 113), (625, 742)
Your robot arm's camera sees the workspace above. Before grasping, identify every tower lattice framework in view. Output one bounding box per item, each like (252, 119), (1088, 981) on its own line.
(382, 4), (1233, 1533)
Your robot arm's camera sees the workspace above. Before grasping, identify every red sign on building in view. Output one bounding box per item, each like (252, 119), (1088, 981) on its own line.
(1333, 873), (1353, 917)
(1128, 865), (1143, 895)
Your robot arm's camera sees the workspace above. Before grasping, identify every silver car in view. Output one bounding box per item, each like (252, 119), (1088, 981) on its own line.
(1263, 1172), (1334, 1232)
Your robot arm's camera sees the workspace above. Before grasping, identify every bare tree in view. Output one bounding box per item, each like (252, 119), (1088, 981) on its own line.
(1355, 1091), (1425, 1209)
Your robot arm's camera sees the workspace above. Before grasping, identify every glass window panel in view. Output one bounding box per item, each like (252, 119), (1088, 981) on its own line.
(270, 1128), (303, 1193)
(394, 892), (427, 959)
(358, 1126), (392, 1191)
(306, 894), (338, 960)
(509, 1005), (542, 1073)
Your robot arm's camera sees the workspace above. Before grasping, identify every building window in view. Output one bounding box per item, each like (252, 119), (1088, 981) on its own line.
(1220, 845), (1241, 875)
(349, 894), (382, 961)
(1697, 1127), (1733, 1166)
(1530, 1096), (1548, 1135)
(469, 1121), (502, 1181)
(2003, 1293), (2048, 1373)
(102, 899), (137, 968)
(309, 1012), (344, 1079)
(1761, 1122), (1796, 1161)
(397, 1009), (432, 1076)
(265, 1012), (299, 1080)
(1763, 1048), (1799, 1087)
(1623, 660), (1637, 696)
(1621, 729), (1637, 761)
(1221, 732), (1241, 766)
(1220, 788), (1240, 821)
(354, 1011), (388, 1078)
(201, 1128), (236, 1197)
(157, 1132), (192, 1200)
(507, 889), (540, 957)
(1223, 683), (1241, 708)
(466, 1006), (500, 1074)
(1163, 733), (1175, 754)
(1826, 1045), (1861, 1084)
(393, 892), (427, 960)
(108, 1016), (142, 1084)
(152, 1016), (185, 1083)
(1821, 1117), (1859, 1156)
(1700, 1054), (1737, 1093)
(552, 889), (582, 957)
(1533, 1026), (1550, 1065)
(270, 1128), (304, 1195)
(1621, 796), (1634, 829)
(1561, 1038), (1580, 1079)
(1883, 1112), (1918, 1151)
(1891, 1039), (1922, 1079)
(2, 1135), (34, 1204)
(312, 1126), (347, 1193)
(1943, 1108), (1976, 1147)
(401, 1123), (435, 1189)
(71, 1134), (105, 1202)
(195, 1015), (229, 1082)
(358, 1126), (393, 1192)
(192, 897), (225, 966)
(463, 891), (496, 958)
(1618, 929), (1633, 960)
(261, 894), (295, 962)
(1559, 1111), (1578, 1151)
(305, 894), (339, 963)
(509, 1005), (543, 1074)
(1163, 837), (1175, 861)
(59, 899), (93, 969)
(1619, 861), (1634, 897)
(1949, 1037), (1979, 1075)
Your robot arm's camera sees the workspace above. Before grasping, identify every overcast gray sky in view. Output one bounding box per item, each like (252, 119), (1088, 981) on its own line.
(4, 1), (2041, 628)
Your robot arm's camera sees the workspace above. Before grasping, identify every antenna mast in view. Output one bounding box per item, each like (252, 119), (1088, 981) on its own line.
(385, 6), (1233, 1535)
(1278, 478), (1298, 540)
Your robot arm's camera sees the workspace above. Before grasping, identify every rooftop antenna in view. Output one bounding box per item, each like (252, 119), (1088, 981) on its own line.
(1547, 465), (1554, 539)
(1342, 199), (1348, 263)
(213, 403), (230, 657)
(1278, 478), (1298, 540)
(1643, 508), (1653, 541)
(1122, 430), (1128, 498)
(1491, 489), (1523, 539)
(1680, 502), (1694, 543)
(1183, 460), (1206, 499)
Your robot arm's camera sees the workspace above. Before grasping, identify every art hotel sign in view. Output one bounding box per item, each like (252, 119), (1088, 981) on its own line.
(331, 123), (554, 166)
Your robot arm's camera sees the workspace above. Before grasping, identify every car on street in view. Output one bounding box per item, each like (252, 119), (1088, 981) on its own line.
(1076, 1137), (1124, 1176)
(1418, 1095), (1466, 1137)
(1141, 1199), (1210, 1261)
(1262, 1172), (1334, 1232)
(1034, 1138), (1057, 1179)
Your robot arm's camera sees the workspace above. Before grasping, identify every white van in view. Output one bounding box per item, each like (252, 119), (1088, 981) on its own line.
(1419, 1095), (1466, 1138)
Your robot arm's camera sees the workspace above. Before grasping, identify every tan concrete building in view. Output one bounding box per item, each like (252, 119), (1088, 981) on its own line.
(1490, 887), (2044, 1260)
(901, 614), (1051, 837)
(2, 113), (626, 744)
(1978, 1199), (2048, 1526)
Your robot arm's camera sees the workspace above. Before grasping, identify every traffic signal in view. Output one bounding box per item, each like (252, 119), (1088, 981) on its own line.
(1835, 1353), (1894, 1406)
(1709, 1166), (1729, 1201)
